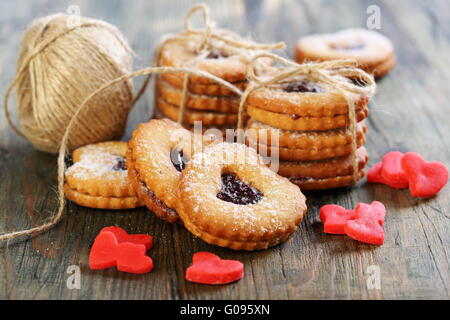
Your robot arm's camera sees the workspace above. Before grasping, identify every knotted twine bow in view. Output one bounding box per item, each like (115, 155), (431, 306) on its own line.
(135, 3), (285, 123)
(237, 52), (376, 182)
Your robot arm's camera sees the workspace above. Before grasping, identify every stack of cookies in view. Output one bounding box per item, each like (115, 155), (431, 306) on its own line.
(154, 3), (284, 136)
(245, 78), (372, 190)
(155, 39), (247, 134)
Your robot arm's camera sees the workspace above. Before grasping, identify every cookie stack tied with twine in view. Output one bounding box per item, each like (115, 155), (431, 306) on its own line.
(240, 53), (376, 190)
(154, 4), (284, 134)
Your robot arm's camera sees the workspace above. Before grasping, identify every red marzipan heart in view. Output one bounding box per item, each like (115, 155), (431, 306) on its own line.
(100, 226), (153, 250)
(319, 204), (355, 234)
(89, 231), (119, 270)
(380, 151), (409, 187)
(354, 201), (385, 226)
(401, 152), (448, 198)
(115, 243), (154, 274)
(89, 231), (154, 274)
(367, 162), (408, 189)
(344, 218), (384, 245)
(186, 252), (244, 285)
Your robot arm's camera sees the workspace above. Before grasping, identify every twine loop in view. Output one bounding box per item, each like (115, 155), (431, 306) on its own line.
(238, 52), (376, 182)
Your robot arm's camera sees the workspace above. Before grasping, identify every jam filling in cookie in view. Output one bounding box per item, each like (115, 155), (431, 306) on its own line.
(216, 173), (263, 205)
(170, 148), (189, 172)
(206, 49), (228, 59)
(282, 80), (322, 93)
(329, 43), (365, 51)
(112, 156), (127, 171)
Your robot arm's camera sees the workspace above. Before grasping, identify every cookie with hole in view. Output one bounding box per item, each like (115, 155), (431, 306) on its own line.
(64, 141), (144, 209)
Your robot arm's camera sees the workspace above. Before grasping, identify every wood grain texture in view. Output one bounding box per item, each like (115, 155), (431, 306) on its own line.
(0, 0), (449, 300)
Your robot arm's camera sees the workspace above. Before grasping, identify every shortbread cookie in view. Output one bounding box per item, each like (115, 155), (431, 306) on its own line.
(290, 170), (365, 191)
(178, 142), (307, 251)
(277, 147), (368, 179)
(161, 72), (247, 96)
(127, 119), (205, 223)
(159, 38), (249, 84)
(156, 78), (240, 113)
(247, 79), (368, 117)
(64, 141), (144, 209)
(295, 28), (395, 77)
(249, 133), (365, 161)
(64, 186), (143, 210)
(246, 119), (367, 149)
(157, 97), (244, 126)
(247, 105), (368, 131)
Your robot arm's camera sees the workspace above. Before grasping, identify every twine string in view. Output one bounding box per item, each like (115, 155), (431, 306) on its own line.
(133, 3), (286, 124)
(0, 66), (242, 242)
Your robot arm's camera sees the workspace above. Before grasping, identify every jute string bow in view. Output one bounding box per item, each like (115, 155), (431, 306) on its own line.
(237, 52), (376, 182)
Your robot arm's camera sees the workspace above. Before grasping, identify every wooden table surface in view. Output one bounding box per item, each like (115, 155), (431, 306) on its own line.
(0, 0), (449, 300)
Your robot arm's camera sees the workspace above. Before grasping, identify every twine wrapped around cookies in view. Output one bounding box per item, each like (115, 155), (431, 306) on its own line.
(3, 14), (134, 153)
(135, 3), (286, 124)
(236, 52), (376, 183)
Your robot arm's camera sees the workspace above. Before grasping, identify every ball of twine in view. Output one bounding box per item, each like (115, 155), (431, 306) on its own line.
(4, 13), (134, 153)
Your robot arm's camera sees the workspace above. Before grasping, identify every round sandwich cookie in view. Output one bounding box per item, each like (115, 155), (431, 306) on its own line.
(127, 119), (205, 223)
(277, 147), (368, 179)
(247, 104), (368, 131)
(177, 142), (307, 251)
(64, 141), (144, 209)
(159, 38), (250, 84)
(161, 72), (247, 97)
(289, 170), (365, 191)
(295, 28), (395, 78)
(156, 96), (244, 127)
(247, 77), (369, 117)
(156, 78), (240, 113)
(249, 132), (365, 161)
(246, 119), (367, 149)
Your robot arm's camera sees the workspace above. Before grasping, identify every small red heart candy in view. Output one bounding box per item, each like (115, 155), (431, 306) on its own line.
(319, 204), (355, 234)
(380, 151), (408, 187)
(354, 201), (385, 226)
(100, 226), (153, 250)
(401, 152), (448, 198)
(367, 162), (408, 189)
(344, 218), (384, 245)
(89, 231), (119, 270)
(116, 243), (154, 274)
(186, 252), (244, 285)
